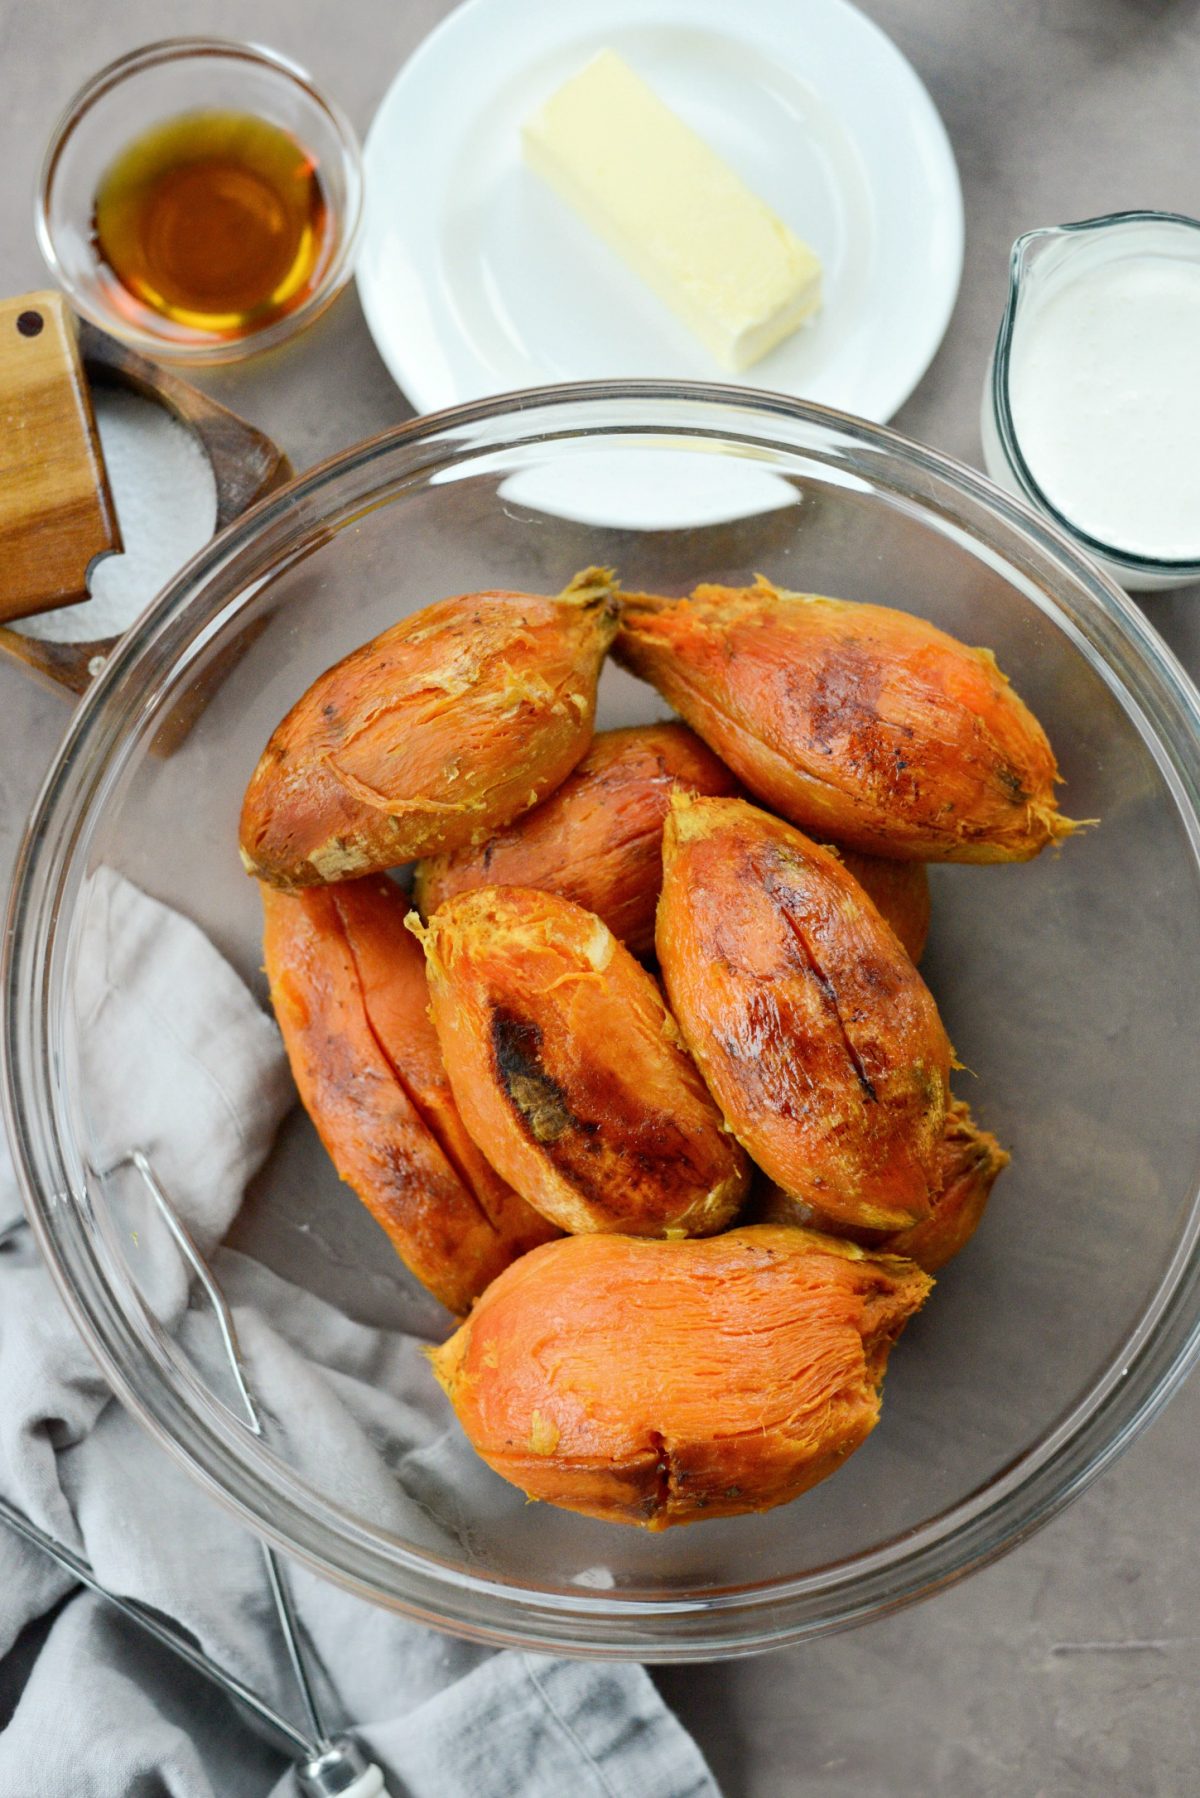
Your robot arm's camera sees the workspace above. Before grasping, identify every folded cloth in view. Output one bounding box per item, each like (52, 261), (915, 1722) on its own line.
(0, 871), (719, 1798)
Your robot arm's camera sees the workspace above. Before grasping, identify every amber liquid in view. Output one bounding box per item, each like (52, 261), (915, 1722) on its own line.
(92, 110), (332, 338)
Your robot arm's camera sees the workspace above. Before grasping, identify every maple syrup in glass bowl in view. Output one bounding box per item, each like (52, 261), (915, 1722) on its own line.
(37, 39), (362, 363)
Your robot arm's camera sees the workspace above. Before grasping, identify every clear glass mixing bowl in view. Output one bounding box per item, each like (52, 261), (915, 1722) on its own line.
(8, 383), (1200, 1658)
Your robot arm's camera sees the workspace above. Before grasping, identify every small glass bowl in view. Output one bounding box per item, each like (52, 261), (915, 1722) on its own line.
(36, 38), (363, 364)
(981, 211), (1200, 593)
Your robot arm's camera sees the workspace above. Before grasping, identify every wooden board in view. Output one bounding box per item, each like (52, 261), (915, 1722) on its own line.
(0, 318), (292, 698)
(0, 291), (120, 622)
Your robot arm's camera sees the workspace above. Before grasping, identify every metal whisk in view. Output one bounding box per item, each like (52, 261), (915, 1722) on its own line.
(0, 1154), (391, 1798)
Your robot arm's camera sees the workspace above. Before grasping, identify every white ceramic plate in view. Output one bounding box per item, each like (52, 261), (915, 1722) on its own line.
(358, 0), (963, 422)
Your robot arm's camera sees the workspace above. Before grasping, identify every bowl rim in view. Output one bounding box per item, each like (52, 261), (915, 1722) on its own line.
(34, 35), (364, 365)
(8, 377), (1200, 1658)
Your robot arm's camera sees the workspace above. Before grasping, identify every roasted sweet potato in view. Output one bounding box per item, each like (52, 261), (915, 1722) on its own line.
(757, 1099), (1009, 1273)
(834, 847), (931, 963)
(241, 568), (620, 891)
(413, 723), (929, 962)
(657, 794), (952, 1231)
(413, 886), (750, 1237)
(617, 577), (1078, 862)
(262, 879), (556, 1314)
(413, 723), (741, 957)
(884, 1100), (1008, 1269)
(430, 1226), (932, 1528)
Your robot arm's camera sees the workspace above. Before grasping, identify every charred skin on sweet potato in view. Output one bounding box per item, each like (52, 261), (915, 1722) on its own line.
(616, 577), (1078, 863)
(757, 1099), (1009, 1274)
(414, 886), (750, 1238)
(241, 568), (620, 891)
(327, 876), (558, 1251)
(429, 1225), (932, 1528)
(413, 723), (741, 957)
(261, 879), (556, 1315)
(834, 847), (931, 964)
(657, 794), (952, 1231)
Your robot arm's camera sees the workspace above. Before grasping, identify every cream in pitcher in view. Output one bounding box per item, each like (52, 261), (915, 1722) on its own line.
(982, 212), (1200, 589)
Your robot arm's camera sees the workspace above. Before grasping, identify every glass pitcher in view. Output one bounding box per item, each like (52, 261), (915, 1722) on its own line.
(981, 211), (1200, 593)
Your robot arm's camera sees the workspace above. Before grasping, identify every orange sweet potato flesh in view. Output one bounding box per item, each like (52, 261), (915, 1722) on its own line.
(415, 885), (750, 1237)
(241, 568), (620, 891)
(616, 577), (1078, 862)
(657, 794), (952, 1231)
(430, 1225), (932, 1528)
(757, 1099), (1009, 1274)
(261, 879), (556, 1315)
(413, 723), (741, 957)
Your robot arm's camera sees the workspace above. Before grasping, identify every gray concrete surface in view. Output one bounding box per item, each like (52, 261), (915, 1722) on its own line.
(1, 0), (1198, 1791)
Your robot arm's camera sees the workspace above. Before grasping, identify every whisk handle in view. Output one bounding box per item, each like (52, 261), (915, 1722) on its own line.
(297, 1740), (389, 1797)
(331, 1769), (386, 1798)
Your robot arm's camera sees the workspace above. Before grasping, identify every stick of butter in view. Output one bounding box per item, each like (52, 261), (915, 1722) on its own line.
(522, 50), (822, 372)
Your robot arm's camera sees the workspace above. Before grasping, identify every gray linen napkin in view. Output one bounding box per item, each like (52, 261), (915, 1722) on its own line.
(0, 871), (719, 1798)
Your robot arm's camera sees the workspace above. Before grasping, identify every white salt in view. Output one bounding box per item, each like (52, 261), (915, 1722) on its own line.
(16, 387), (218, 643)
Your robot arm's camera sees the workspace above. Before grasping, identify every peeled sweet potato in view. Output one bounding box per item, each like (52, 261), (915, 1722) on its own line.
(757, 1099), (1009, 1274)
(430, 1225), (932, 1528)
(413, 886), (750, 1237)
(657, 794), (952, 1231)
(413, 723), (741, 957)
(241, 568), (620, 891)
(617, 577), (1078, 862)
(262, 878), (556, 1315)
